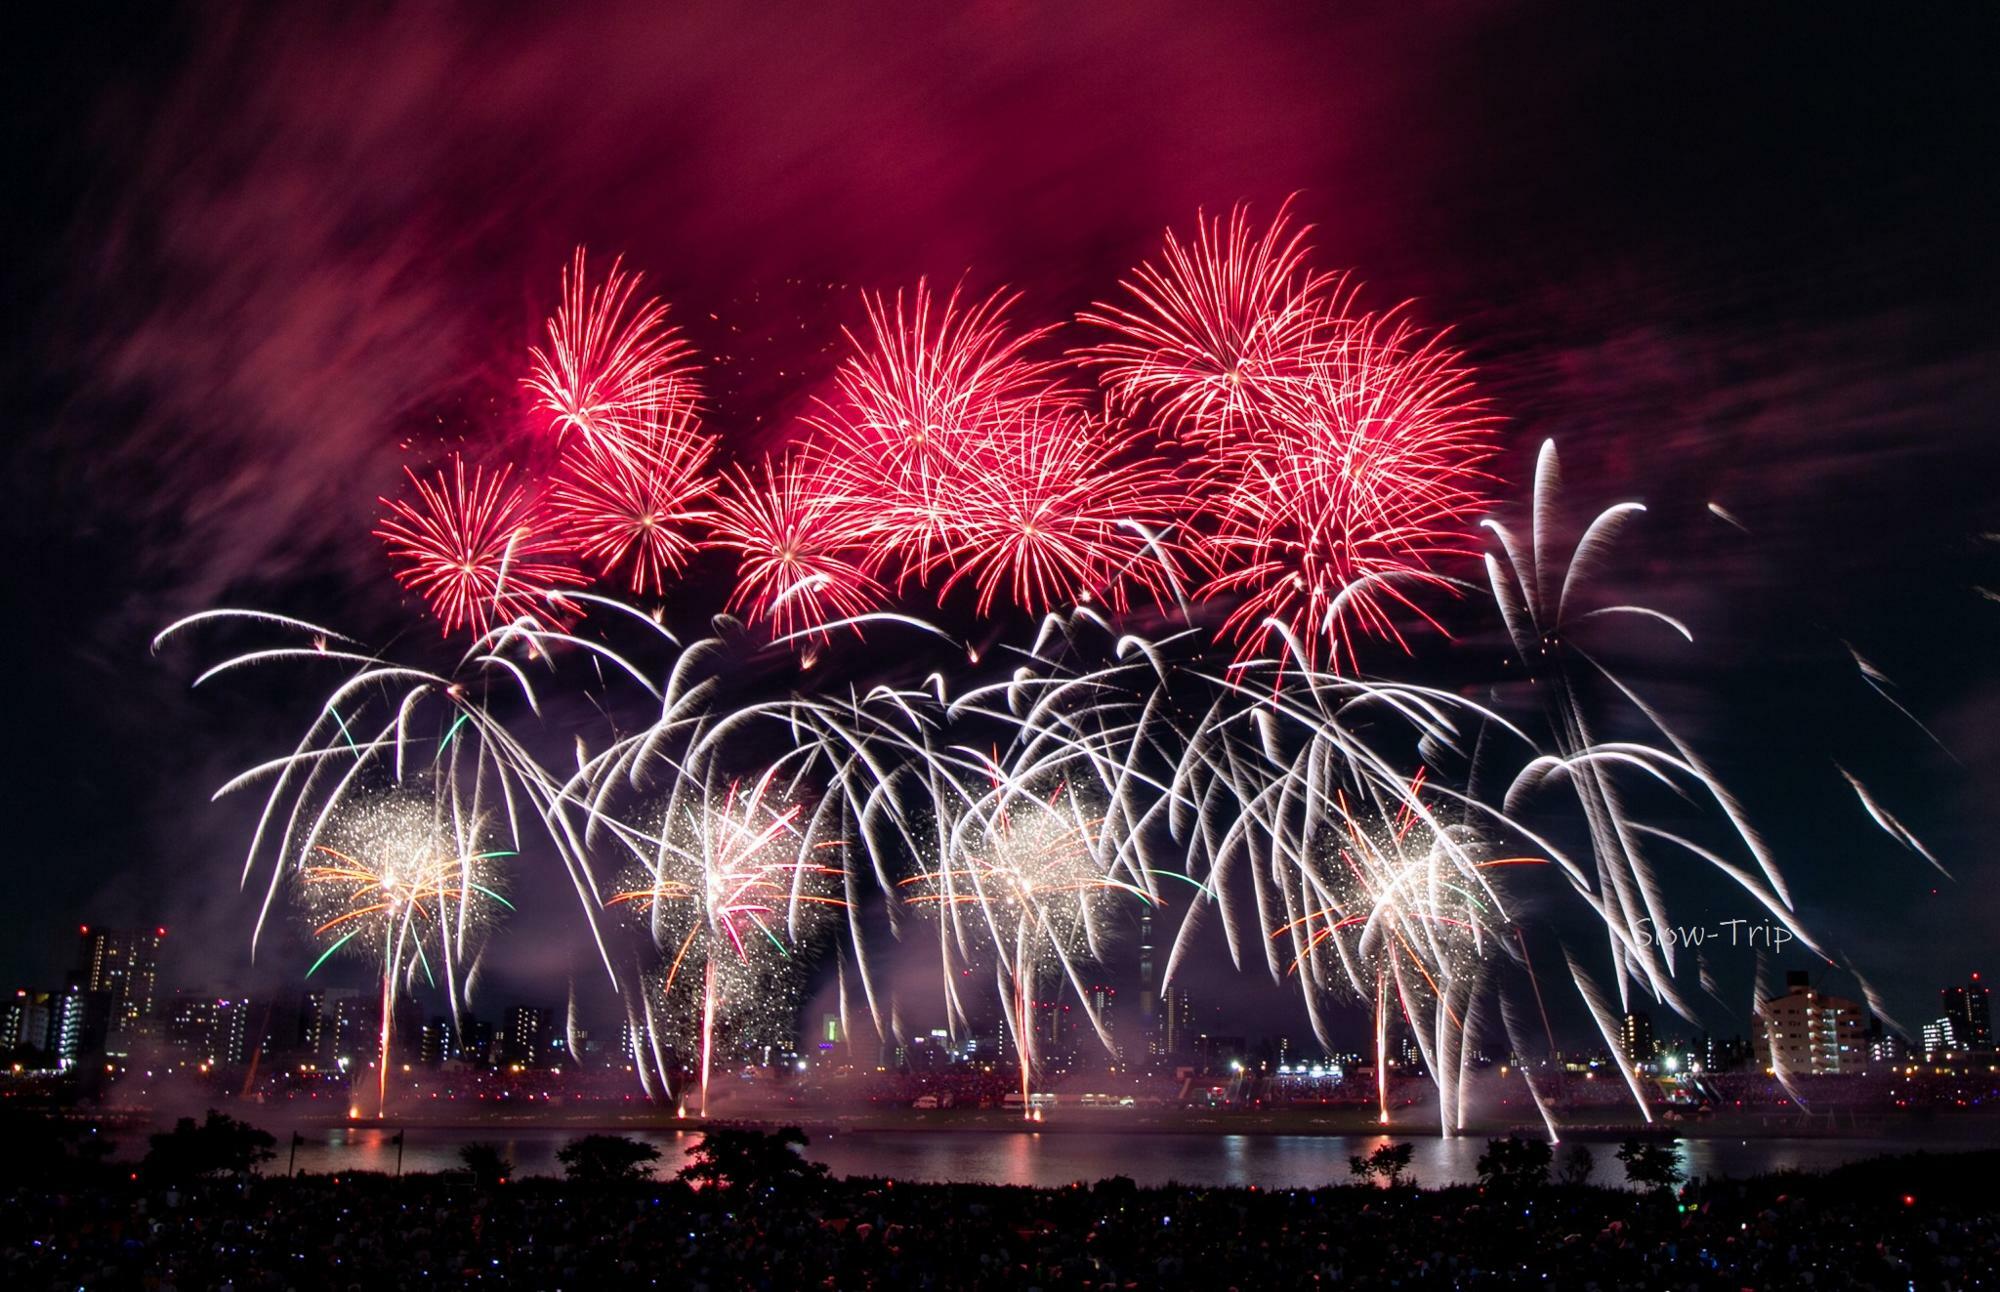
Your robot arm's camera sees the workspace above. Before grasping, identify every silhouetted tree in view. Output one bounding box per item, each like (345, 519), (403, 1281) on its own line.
(143, 1110), (276, 1183)
(1617, 1137), (1684, 1192)
(1559, 1142), (1596, 1185)
(1476, 1136), (1552, 1190)
(1348, 1141), (1415, 1186)
(678, 1126), (828, 1192)
(459, 1141), (511, 1188)
(556, 1133), (661, 1184)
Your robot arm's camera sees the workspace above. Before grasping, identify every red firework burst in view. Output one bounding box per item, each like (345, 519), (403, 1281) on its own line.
(917, 400), (1185, 617)
(803, 281), (1068, 578)
(1078, 199), (1343, 441)
(524, 249), (699, 450)
(794, 280), (1183, 617)
(376, 457), (587, 637)
(707, 455), (882, 641)
(1195, 308), (1497, 669)
(545, 411), (716, 596)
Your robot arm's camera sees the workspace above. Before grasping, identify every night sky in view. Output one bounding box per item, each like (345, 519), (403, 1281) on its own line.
(5, 3), (1997, 1049)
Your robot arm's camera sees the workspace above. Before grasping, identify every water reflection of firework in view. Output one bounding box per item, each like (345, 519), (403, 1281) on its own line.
(298, 792), (512, 1117)
(609, 775), (845, 1115)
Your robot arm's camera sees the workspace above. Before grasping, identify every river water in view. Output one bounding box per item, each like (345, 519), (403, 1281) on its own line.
(268, 1124), (1999, 1188)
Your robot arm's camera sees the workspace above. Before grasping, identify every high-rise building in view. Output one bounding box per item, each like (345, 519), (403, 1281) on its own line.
(456, 1017), (495, 1066)
(1752, 972), (1865, 1075)
(1702, 1034), (1751, 1072)
(1941, 974), (1993, 1051)
(503, 1005), (552, 1064)
(166, 992), (253, 1067)
(1031, 1000), (1072, 1050)
(3, 990), (47, 1054)
(419, 1016), (456, 1066)
(1136, 911), (1157, 1058)
(76, 926), (163, 1037)
(328, 994), (377, 1065)
(1085, 984), (1117, 1061)
(1161, 986), (1195, 1059)
(47, 982), (110, 1069)
(297, 990), (326, 1056)
(1619, 1011), (1655, 1067)
(1869, 1026), (1907, 1066)
(1922, 1016), (1961, 1057)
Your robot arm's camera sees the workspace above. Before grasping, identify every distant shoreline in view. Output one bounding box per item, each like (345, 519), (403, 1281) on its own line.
(98, 1100), (2000, 1143)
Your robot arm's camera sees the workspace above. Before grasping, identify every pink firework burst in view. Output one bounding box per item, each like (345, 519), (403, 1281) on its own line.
(545, 411), (716, 596)
(803, 281), (1069, 579)
(796, 280), (1183, 616)
(375, 456), (587, 637)
(1195, 307), (1497, 670)
(524, 249), (699, 450)
(1078, 198), (1343, 441)
(707, 454), (882, 642)
(918, 400), (1186, 617)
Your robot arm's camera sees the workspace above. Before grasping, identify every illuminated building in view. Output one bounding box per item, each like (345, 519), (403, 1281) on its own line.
(1161, 986), (1195, 1059)
(1941, 974), (1992, 1051)
(503, 1005), (552, 1064)
(1136, 910), (1157, 1057)
(166, 991), (252, 1067)
(419, 1015), (456, 1066)
(1619, 1010), (1655, 1066)
(76, 926), (163, 1040)
(1922, 1016), (1960, 1058)
(1752, 971), (1865, 1075)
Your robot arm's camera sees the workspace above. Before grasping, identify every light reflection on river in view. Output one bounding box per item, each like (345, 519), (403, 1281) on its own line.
(274, 1124), (2000, 1189)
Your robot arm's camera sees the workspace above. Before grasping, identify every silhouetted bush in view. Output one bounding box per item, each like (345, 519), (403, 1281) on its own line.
(143, 1110), (275, 1183)
(556, 1133), (661, 1184)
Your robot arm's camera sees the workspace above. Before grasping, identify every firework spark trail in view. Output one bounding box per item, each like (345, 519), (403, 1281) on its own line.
(1079, 198), (1337, 439)
(154, 225), (1934, 1136)
(902, 779), (1142, 1118)
(784, 281), (1187, 621)
(1264, 782), (1532, 1135)
(804, 282), (1067, 578)
(708, 454), (885, 642)
(1485, 440), (1817, 1019)
(525, 249), (700, 451)
(548, 618), (973, 1105)
(915, 401), (1184, 616)
(153, 605), (662, 992)
(1566, 949), (1654, 1123)
(1194, 311), (1497, 670)
(297, 791), (512, 1116)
